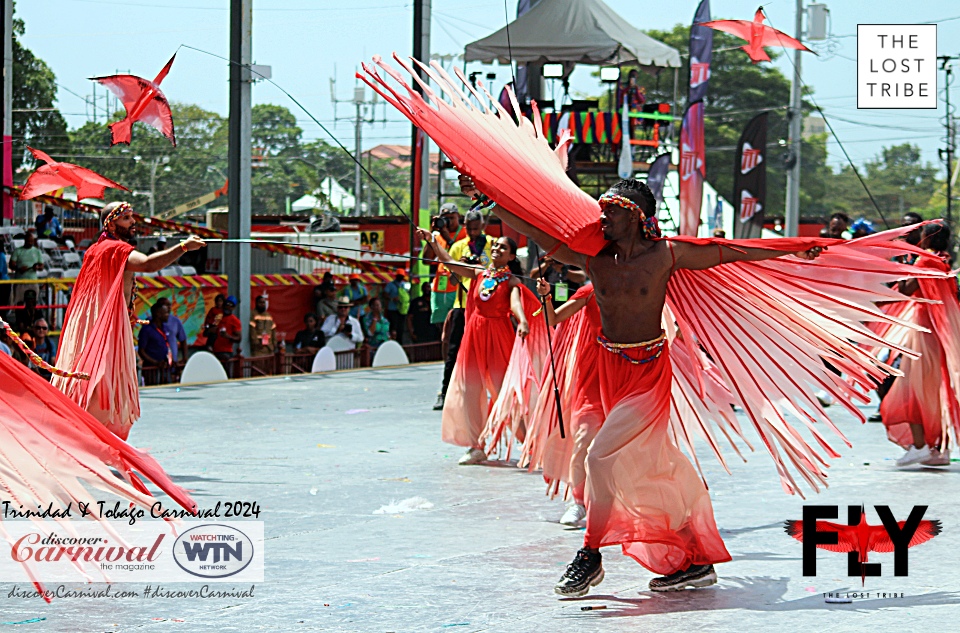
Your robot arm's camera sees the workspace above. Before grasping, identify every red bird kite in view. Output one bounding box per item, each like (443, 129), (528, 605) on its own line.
(90, 54), (177, 147)
(785, 510), (941, 585)
(20, 147), (129, 201)
(702, 8), (812, 63)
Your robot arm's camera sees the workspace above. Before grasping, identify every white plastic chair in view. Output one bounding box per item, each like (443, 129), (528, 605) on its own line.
(311, 347), (337, 372)
(180, 351), (228, 384)
(325, 336), (356, 353)
(372, 340), (409, 367)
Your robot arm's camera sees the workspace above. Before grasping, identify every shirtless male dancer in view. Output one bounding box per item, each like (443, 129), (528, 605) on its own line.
(460, 175), (823, 594)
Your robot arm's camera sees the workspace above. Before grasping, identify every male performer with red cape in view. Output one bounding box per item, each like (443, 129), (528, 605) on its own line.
(463, 175), (826, 593)
(52, 202), (205, 440)
(359, 55), (945, 596)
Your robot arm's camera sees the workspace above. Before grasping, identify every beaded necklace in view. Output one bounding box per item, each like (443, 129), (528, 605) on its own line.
(478, 266), (510, 301)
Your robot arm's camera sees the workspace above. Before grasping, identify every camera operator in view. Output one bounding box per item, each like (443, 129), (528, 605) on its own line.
(422, 202), (466, 326)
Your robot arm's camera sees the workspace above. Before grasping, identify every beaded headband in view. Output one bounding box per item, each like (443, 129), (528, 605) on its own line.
(598, 193), (661, 239)
(102, 202), (132, 228)
(599, 193), (644, 216)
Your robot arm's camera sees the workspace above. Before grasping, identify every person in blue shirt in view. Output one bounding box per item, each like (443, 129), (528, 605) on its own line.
(382, 271), (406, 339)
(0, 248), (9, 311)
(343, 275), (368, 319)
(35, 207), (63, 241)
(363, 297), (391, 349)
(138, 301), (173, 385)
(156, 297), (188, 364)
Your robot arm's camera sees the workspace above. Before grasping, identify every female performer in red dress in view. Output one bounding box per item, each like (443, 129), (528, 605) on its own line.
(876, 222), (960, 467)
(416, 227), (530, 465)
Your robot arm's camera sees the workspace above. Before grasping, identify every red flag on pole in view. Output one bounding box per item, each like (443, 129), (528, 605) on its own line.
(411, 128), (424, 224)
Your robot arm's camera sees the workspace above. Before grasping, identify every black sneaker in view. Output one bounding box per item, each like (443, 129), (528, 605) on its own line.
(649, 563), (717, 592)
(433, 393), (445, 410)
(868, 413), (883, 423)
(554, 548), (604, 597)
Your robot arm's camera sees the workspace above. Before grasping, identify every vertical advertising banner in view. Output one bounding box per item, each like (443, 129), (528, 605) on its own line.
(679, 103), (705, 236)
(689, 0), (713, 104)
(646, 153), (671, 206)
(678, 0), (712, 237)
(732, 112), (768, 239)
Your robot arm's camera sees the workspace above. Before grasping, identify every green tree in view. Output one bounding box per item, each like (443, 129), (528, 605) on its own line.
(65, 103), (226, 214)
(825, 143), (938, 224)
(11, 3), (69, 172)
(251, 104), (302, 155)
(593, 24), (829, 218)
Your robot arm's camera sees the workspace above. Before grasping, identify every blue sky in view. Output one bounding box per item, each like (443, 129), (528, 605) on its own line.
(17, 0), (960, 174)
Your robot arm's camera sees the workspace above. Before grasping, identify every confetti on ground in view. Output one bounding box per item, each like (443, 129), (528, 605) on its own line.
(379, 477), (412, 483)
(441, 624), (470, 628)
(346, 557), (381, 562)
(373, 497), (434, 514)
(2, 618), (46, 625)
(309, 488), (318, 495)
(316, 444), (335, 448)
(805, 587), (817, 592)
(345, 409), (369, 415)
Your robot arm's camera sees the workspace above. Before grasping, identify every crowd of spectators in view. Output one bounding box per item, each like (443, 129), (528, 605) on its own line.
(1, 288), (59, 381)
(2, 203), (947, 392)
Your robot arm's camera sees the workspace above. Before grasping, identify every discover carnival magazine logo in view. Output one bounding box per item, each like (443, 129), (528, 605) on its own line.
(0, 521), (263, 583)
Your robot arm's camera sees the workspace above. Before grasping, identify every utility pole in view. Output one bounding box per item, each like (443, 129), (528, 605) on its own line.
(784, 0), (803, 237)
(330, 79), (382, 216)
(939, 56), (957, 226)
(228, 0), (252, 356)
(410, 0), (431, 276)
(2, 0), (11, 225)
(354, 88), (363, 215)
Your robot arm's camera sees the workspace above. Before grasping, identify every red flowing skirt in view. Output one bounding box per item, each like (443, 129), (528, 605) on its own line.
(584, 340), (732, 575)
(881, 304), (949, 448)
(441, 312), (515, 448)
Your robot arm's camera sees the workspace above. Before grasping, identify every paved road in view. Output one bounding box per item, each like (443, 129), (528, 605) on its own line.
(3, 364), (957, 631)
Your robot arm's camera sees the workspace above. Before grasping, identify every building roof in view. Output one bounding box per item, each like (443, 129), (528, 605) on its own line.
(362, 145), (440, 175)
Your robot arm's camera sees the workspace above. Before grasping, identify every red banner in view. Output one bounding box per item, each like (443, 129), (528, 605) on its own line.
(679, 103), (705, 236)
(3, 137), (12, 220)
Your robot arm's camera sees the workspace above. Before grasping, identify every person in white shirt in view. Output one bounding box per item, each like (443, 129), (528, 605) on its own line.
(321, 296), (364, 345)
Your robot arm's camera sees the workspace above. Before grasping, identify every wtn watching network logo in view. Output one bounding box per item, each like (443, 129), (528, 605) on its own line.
(784, 505), (941, 586)
(173, 524), (256, 578)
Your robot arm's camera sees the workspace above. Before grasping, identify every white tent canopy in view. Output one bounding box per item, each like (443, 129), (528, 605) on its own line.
(464, 0), (680, 69)
(293, 177), (356, 213)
